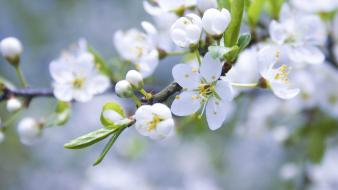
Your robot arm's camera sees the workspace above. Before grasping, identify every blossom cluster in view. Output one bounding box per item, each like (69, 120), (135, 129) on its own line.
(0, 0), (338, 177)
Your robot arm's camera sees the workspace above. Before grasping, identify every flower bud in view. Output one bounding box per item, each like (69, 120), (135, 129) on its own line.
(115, 80), (133, 98)
(0, 37), (23, 66)
(17, 117), (41, 145)
(126, 70), (144, 89)
(170, 14), (202, 48)
(0, 131), (4, 144)
(202, 8), (231, 36)
(196, 0), (217, 12)
(6, 98), (22, 112)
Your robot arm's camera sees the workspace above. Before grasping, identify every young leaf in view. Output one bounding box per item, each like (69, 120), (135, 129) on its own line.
(64, 128), (117, 149)
(100, 102), (126, 129)
(55, 101), (71, 126)
(237, 33), (251, 52)
(224, 0), (245, 47)
(93, 127), (125, 166)
(217, 0), (231, 9)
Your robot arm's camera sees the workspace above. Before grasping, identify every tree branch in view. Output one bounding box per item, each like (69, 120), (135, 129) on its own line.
(0, 87), (54, 101)
(144, 82), (182, 104)
(327, 32), (338, 68)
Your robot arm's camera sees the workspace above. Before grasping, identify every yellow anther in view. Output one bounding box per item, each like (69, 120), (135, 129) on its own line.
(175, 95), (181, 100)
(147, 115), (162, 131)
(274, 64), (289, 83)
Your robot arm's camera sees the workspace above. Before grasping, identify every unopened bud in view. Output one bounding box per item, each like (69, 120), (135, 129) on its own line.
(17, 117), (41, 145)
(6, 98), (22, 112)
(126, 70), (144, 89)
(0, 37), (23, 66)
(115, 80), (133, 98)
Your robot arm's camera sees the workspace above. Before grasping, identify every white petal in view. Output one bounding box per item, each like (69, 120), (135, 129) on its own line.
(288, 46), (324, 64)
(151, 103), (172, 119)
(215, 80), (234, 102)
(258, 45), (279, 74)
(270, 82), (300, 100)
(156, 119), (174, 138)
(53, 83), (73, 102)
(200, 52), (223, 82)
(269, 21), (287, 45)
(135, 105), (153, 121)
(137, 50), (159, 78)
(73, 89), (93, 102)
(49, 60), (74, 83)
(171, 91), (201, 116)
(87, 74), (110, 94)
(172, 64), (200, 90)
(206, 97), (231, 130)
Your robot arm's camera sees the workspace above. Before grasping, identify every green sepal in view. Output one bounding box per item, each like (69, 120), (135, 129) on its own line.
(100, 102), (126, 129)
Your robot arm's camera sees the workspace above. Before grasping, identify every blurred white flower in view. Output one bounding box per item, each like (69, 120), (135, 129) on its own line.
(115, 80), (133, 98)
(50, 40), (110, 102)
(291, 0), (338, 13)
(269, 4), (326, 65)
(126, 70), (144, 89)
(202, 8), (231, 36)
(0, 37), (23, 62)
(279, 163), (300, 181)
(170, 14), (202, 48)
(134, 103), (174, 140)
(6, 98), (22, 112)
(114, 24), (159, 77)
(171, 52), (234, 130)
(258, 46), (300, 99)
(196, 0), (217, 12)
(17, 117), (41, 145)
(309, 148), (338, 190)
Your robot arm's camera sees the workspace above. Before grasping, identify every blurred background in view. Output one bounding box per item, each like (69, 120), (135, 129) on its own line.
(0, 0), (337, 190)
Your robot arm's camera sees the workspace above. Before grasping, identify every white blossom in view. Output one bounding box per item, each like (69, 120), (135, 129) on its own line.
(0, 37), (23, 60)
(258, 46), (300, 99)
(170, 14), (202, 48)
(49, 40), (110, 102)
(114, 25), (159, 77)
(126, 70), (144, 89)
(171, 52), (234, 130)
(202, 8), (231, 36)
(269, 4), (326, 65)
(291, 0), (338, 13)
(6, 98), (22, 112)
(115, 80), (133, 98)
(280, 163), (300, 181)
(17, 117), (41, 145)
(134, 103), (174, 140)
(196, 0), (217, 12)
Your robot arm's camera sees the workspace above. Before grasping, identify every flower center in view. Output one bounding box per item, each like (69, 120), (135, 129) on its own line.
(274, 64), (290, 83)
(197, 83), (215, 100)
(73, 78), (85, 89)
(147, 115), (162, 131)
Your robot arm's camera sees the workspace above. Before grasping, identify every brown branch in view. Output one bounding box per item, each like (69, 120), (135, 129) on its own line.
(144, 82), (182, 104)
(0, 87), (54, 102)
(327, 32), (338, 68)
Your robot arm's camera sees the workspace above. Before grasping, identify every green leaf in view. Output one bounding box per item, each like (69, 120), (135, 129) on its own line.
(208, 45), (237, 60)
(224, 0), (245, 47)
(93, 127), (125, 166)
(237, 33), (251, 52)
(64, 128), (117, 149)
(88, 47), (112, 77)
(100, 102), (126, 129)
(248, 0), (266, 27)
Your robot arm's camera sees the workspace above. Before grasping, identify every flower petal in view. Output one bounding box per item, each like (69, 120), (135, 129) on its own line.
(87, 74), (110, 94)
(171, 91), (201, 116)
(270, 82), (300, 100)
(172, 64), (200, 90)
(288, 46), (324, 64)
(215, 79), (234, 102)
(200, 52), (223, 82)
(53, 83), (73, 102)
(206, 97), (231, 130)
(269, 20), (287, 45)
